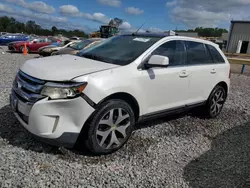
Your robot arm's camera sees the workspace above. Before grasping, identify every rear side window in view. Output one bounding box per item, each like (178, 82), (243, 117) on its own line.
(185, 41), (211, 65)
(206, 44), (225, 63)
(151, 40), (186, 67)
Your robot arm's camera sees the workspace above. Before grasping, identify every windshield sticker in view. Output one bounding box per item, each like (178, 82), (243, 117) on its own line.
(133, 38), (151, 42)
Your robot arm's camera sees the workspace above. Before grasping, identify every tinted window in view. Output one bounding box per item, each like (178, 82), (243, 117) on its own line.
(206, 44), (225, 63)
(151, 40), (186, 66)
(185, 41), (211, 65)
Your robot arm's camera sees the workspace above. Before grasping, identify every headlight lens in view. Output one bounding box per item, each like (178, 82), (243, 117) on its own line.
(41, 82), (87, 99)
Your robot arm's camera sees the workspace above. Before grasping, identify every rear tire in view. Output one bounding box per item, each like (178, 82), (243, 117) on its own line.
(202, 85), (227, 118)
(82, 99), (135, 155)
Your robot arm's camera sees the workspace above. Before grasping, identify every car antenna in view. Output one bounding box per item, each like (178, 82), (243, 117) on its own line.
(132, 21), (146, 36)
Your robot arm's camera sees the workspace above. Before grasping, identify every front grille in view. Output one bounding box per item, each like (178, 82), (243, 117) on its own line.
(12, 71), (46, 123)
(13, 71), (46, 103)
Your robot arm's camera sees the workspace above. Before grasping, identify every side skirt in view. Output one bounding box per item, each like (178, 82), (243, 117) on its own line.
(138, 101), (206, 123)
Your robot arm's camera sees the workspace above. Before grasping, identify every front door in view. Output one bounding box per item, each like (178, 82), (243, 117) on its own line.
(138, 40), (190, 114)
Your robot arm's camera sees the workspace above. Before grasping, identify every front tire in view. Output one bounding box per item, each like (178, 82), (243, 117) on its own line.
(19, 45), (29, 53)
(83, 99), (135, 155)
(203, 85), (227, 118)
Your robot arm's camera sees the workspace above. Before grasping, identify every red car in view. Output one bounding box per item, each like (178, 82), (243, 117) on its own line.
(8, 37), (60, 53)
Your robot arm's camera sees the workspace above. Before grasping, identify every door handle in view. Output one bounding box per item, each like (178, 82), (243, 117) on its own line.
(211, 69), (216, 74)
(179, 70), (189, 78)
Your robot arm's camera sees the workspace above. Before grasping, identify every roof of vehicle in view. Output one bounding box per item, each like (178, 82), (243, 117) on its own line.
(121, 32), (170, 38)
(120, 32), (218, 47)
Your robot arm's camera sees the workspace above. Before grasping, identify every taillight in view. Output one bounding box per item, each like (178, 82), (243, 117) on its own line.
(229, 68), (231, 78)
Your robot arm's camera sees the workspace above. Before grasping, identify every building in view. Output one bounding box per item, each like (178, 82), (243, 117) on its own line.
(227, 20), (250, 54)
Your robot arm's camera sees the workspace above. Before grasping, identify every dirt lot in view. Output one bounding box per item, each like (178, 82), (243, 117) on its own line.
(0, 46), (250, 187)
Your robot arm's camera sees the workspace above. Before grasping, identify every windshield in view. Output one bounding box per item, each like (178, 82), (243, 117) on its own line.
(70, 40), (94, 50)
(57, 40), (70, 47)
(78, 35), (161, 65)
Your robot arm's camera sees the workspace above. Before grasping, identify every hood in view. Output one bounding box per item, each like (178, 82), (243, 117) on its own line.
(20, 54), (120, 81)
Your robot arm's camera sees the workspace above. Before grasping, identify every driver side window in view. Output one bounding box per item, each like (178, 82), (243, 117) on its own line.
(151, 40), (186, 67)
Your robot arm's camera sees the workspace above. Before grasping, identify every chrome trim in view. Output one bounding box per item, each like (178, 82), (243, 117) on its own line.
(19, 70), (45, 85)
(12, 71), (46, 103)
(13, 86), (45, 102)
(45, 82), (87, 88)
(16, 74), (43, 93)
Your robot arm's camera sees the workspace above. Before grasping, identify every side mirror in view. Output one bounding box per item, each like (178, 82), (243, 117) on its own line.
(145, 55), (169, 69)
(33, 41), (37, 44)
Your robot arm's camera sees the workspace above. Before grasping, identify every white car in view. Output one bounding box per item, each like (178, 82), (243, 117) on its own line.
(38, 40), (80, 56)
(10, 33), (230, 155)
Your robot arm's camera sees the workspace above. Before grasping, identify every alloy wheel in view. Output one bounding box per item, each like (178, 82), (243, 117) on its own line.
(210, 89), (225, 116)
(96, 108), (131, 150)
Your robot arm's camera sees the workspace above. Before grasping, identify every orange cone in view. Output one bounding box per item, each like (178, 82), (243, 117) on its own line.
(23, 43), (28, 55)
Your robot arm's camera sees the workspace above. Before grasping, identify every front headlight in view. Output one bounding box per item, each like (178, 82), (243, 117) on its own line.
(41, 82), (87, 100)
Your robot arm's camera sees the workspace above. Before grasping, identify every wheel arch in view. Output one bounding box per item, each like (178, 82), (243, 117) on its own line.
(76, 92), (141, 148)
(216, 81), (228, 97)
(97, 92), (140, 122)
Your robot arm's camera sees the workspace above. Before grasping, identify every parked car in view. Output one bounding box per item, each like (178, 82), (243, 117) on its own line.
(0, 34), (29, 45)
(38, 40), (80, 57)
(51, 38), (105, 56)
(8, 37), (59, 53)
(10, 33), (230, 155)
(70, 36), (81, 40)
(0, 32), (8, 36)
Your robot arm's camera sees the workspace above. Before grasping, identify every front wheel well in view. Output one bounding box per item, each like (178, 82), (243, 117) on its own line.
(97, 92), (140, 122)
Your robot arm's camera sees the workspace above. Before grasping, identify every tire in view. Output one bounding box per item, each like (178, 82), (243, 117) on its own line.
(19, 46), (29, 53)
(202, 85), (227, 118)
(50, 50), (58, 56)
(83, 99), (135, 155)
(51, 52), (57, 56)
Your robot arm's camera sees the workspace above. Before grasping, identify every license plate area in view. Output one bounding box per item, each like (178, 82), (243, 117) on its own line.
(10, 93), (32, 117)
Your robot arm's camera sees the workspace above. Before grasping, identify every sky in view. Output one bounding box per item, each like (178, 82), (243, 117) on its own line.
(0, 0), (250, 33)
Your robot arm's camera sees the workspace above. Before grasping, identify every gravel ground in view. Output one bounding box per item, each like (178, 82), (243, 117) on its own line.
(0, 46), (250, 188)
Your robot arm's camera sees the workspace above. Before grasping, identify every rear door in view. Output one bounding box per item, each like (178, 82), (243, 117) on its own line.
(184, 41), (220, 105)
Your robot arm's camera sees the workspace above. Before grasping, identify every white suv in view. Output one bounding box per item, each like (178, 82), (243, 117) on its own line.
(10, 33), (230, 155)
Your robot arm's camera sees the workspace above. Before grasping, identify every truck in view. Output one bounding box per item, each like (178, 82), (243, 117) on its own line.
(89, 18), (122, 39)
(100, 25), (119, 38)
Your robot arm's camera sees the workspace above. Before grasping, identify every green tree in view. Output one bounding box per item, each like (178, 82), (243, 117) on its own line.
(51, 26), (58, 35)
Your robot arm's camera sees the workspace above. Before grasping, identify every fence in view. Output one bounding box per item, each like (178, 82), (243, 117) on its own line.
(227, 58), (250, 74)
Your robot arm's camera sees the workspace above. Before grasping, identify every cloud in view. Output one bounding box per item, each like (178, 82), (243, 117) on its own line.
(166, 0), (177, 7)
(97, 0), (121, 7)
(0, 3), (72, 29)
(91, 12), (110, 24)
(59, 4), (111, 24)
(125, 7), (144, 15)
(0, 0), (55, 14)
(59, 5), (80, 16)
(166, 0), (250, 28)
(119, 22), (132, 30)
